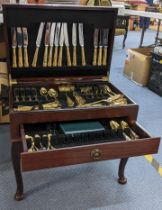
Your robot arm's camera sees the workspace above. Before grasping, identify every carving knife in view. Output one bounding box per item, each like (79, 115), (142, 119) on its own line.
(98, 29), (103, 66)
(72, 23), (77, 66)
(58, 23), (64, 67)
(48, 22), (56, 67)
(22, 27), (29, 67)
(92, 28), (99, 66)
(53, 23), (61, 67)
(43, 22), (51, 67)
(64, 23), (71, 66)
(32, 22), (45, 67)
(102, 29), (109, 66)
(11, 27), (17, 68)
(78, 23), (86, 66)
(17, 27), (23, 67)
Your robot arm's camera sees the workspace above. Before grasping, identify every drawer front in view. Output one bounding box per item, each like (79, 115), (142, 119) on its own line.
(20, 123), (160, 171)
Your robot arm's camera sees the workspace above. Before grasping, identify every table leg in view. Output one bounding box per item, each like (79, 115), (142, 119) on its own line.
(139, 17), (147, 47)
(155, 19), (161, 45)
(123, 28), (128, 49)
(118, 157), (128, 184)
(11, 141), (24, 201)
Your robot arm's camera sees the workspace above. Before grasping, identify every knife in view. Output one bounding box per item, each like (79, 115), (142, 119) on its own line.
(48, 22), (56, 67)
(72, 23), (77, 66)
(92, 28), (99, 66)
(53, 23), (61, 67)
(11, 27), (17, 68)
(64, 23), (71, 66)
(22, 27), (29, 67)
(17, 27), (23, 67)
(78, 23), (86, 66)
(98, 29), (103, 66)
(102, 29), (109, 66)
(32, 22), (45, 67)
(43, 22), (51, 67)
(58, 23), (64, 67)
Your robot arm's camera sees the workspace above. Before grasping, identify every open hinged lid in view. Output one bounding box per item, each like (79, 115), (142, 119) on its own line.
(3, 4), (118, 83)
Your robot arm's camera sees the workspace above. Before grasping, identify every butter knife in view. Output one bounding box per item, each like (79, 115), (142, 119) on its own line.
(22, 27), (29, 67)
(72, 23), (77, 66)
(11, 27), (17, 68)
(78, 23), (86, 66)
(98, 29), (102, 66)
(102, 29), (109, 66)
(32, 22), (45, 67)
(64, 23), (71, 66)
(92, 28), (99, 66)
(43, 22), (51, 67)
(58, 23), (64, 67)
(48, 22), (56, 67)
(17, 27), (23, 67)
(53, 23), (61, 67)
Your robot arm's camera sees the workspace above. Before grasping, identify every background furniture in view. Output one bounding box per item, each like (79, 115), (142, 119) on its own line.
(115, 15), (129, 48)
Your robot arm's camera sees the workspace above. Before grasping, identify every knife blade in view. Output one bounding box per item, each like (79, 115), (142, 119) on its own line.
(17, 27), (23, 67)
(32, 22), (45, 67)
(72, 23), (77, 66)
(43, 22), (51, 67)
(78, 23), (86, 66)
(58, 23), (64, 67)
(92, 28), (99, 66)
(22, 27), (29, 67)
(48, 22), (56, 67)
(102, 28), (109, 66)
(11, 27), (17, 68)
(64, 23), (71, 66)
(53, 23), (61, 67)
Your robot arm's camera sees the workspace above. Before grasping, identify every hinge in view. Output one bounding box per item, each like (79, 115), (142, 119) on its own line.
(9, 74), (17, 85)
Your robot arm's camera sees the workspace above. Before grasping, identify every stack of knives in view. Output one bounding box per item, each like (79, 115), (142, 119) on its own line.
(11, 27), (29, 68)
(11, 23), (109, 68)
(32, 22), (86, 67)
(93, 28), (109, 66)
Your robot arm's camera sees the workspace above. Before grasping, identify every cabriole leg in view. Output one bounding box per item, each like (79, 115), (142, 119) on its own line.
(11, 142), (24, 200)
(118, 158), (128, 184)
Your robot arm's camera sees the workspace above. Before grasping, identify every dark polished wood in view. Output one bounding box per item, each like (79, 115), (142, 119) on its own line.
(3, 4), (160, 200)
(11, 142), (24, 201)
(118, 158), (128, 184)
(21, 136), (159, 172)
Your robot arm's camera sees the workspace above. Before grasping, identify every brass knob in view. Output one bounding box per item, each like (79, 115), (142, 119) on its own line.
(90, 149), (102, 160)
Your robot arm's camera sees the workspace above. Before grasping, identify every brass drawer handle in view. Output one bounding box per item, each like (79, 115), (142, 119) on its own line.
(91, 149), (102, 160)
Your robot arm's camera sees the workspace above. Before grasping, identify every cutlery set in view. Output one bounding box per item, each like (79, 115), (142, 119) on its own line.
(11, 23), (109, 68)
(13, 84), (127, 112)
(24, 119), (139, 152)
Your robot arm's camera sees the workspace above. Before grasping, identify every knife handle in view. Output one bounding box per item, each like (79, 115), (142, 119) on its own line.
(53, 46), (58, 67)
(81, 46), (86, 66)
(32, 47), (39, 67)
(66, 47), (71, 67)
(58, 46), (63, 67)
(43, 46), (48, 67)
(98, 46), (103, 66)
(103, 47), (108, 66)
(12, 47), (17, 68)
(48, 46), (53, 67)
(18, 47), (23, 68)
(24, 46), (29, 68)
(73, 46), (77, 66)
(92, 47), (97, 66)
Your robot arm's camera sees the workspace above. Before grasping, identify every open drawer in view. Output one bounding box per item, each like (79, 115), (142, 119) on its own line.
(20, 118), (160, 172)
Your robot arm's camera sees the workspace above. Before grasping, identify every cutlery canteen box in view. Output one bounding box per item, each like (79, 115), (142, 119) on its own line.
(2, 4), (160, 201)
